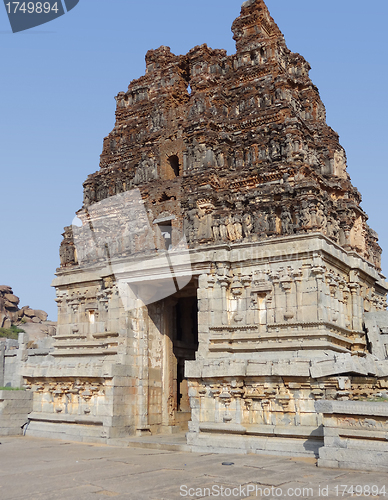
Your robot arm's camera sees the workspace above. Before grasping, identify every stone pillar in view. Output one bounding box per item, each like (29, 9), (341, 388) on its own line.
(270, 270), (281, 324)
(338, 280), (346, 328)
(197, 273), (210, 359)
(219, 276), (229, 326)
(311, 263), (326, 322)
(281, 271), (294, 321)
(242, 275), (252, 324)
(349, 283), (362, 332)
(266, 293), (274, 326)
(342, 286), (351, 329)
(0, 343), (4, 388)
(130, 302), (149, 434)
(328, 277), (338, 323)
(207, 275), (216, 325)
(292, 268), (303, 323)
(15, 332), (29, 388)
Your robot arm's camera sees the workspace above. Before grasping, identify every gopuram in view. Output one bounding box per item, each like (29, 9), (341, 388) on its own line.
(21, 0), (388, 466)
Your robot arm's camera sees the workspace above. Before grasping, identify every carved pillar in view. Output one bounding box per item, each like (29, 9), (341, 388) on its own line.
(292, 268), (303, 323)
(338, 279), (346, 328)
(311, 264), (326, 322)
(207, 274), (216, 324)
(131, 301), (149, 433)
(349, 282), (362, 332)
(328, 276), (338, 323)
(219, 276), (229, 326)
(342, 286), (351, 329)
(270, 270), (280, 324)
(280, 271), (294, 321)
(242, 275), (252, 323)
(349, 269), (362, 332)
(266, 293), (274, 326)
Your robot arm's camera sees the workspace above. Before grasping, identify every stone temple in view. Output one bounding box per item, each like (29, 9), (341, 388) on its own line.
(19, 0), (388, 465)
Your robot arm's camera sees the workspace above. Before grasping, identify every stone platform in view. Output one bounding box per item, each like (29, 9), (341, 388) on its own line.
(316, 400), (388, 471)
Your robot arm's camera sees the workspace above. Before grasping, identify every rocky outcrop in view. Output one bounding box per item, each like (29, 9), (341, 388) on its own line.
(0, 286), (48, 329)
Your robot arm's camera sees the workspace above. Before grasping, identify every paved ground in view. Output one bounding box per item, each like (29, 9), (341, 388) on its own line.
(0, 436), (387, 500)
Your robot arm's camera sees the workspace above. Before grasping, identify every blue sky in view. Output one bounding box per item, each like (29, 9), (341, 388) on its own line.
(1, 0), (387, 320)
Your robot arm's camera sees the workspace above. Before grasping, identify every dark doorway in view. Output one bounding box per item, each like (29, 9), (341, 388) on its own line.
(168, 155), (180, 177)
(174, 296), (198, 412)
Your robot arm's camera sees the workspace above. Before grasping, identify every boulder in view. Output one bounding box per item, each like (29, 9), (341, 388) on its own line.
(3, 319), (11, 329)
(8, 311), (19, 323)
(23, 308), (36, 318)
(33, 310), (48, 322)
(0, 286), (48, 329)
(4, 300), (18, 309)
(4, 293), (19, 305)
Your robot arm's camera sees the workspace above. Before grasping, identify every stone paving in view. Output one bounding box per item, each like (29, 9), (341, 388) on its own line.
(0, 437), (387, 500)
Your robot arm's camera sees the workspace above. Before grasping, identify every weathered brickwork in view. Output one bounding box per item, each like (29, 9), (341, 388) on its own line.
(60, 0), (381, 271)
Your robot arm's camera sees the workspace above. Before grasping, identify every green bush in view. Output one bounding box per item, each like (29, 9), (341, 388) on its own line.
(0, 386), (24, 391)
(0, 325), (25, 340)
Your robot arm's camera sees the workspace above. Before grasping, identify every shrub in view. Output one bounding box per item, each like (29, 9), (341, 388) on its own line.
(0, 386), (24, 391)
(0, 325), (25, 340)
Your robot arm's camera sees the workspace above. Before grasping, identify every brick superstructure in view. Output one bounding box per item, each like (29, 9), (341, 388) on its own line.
(58, 0), (382, 271)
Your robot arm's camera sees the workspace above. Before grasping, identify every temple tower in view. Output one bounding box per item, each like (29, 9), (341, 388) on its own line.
(23, 0), (388, 456)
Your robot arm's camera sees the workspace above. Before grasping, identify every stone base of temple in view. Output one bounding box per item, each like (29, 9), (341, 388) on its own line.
(25, 416), (111, 443)
(187, 425), (323, 457)
(316, 400), (388, 471)
(3, 233), (386, 454)
(185, 373), (388, 457)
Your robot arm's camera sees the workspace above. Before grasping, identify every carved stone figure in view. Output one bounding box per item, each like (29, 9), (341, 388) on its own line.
(242, 213), (253, 237)
(234, 214), (243, 240)
(212, 219), (221, 240)
(281, 208), (293, 235)
(226, 217), (237, 241)
(299, 201), (312, 229)
(267, 210), (277, 234)
(316, 202), (327, 232)
(219, 219), (228, 241)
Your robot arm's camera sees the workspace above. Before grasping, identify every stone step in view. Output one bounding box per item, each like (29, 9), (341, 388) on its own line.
(110, 432), (190, 452)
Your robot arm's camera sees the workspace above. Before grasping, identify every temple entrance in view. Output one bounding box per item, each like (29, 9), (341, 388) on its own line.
(164, 279), (198, 430)
(174, 295), (198, 412)
(145, 278), (198, 434)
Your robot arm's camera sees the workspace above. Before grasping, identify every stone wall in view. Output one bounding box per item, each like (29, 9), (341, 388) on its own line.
(316, 400), (388, 471)
(0, 390), (33, 436)
(185, 234), (388, 457)
(25, 231), (388, 448)
(0, 333), (54, 389)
